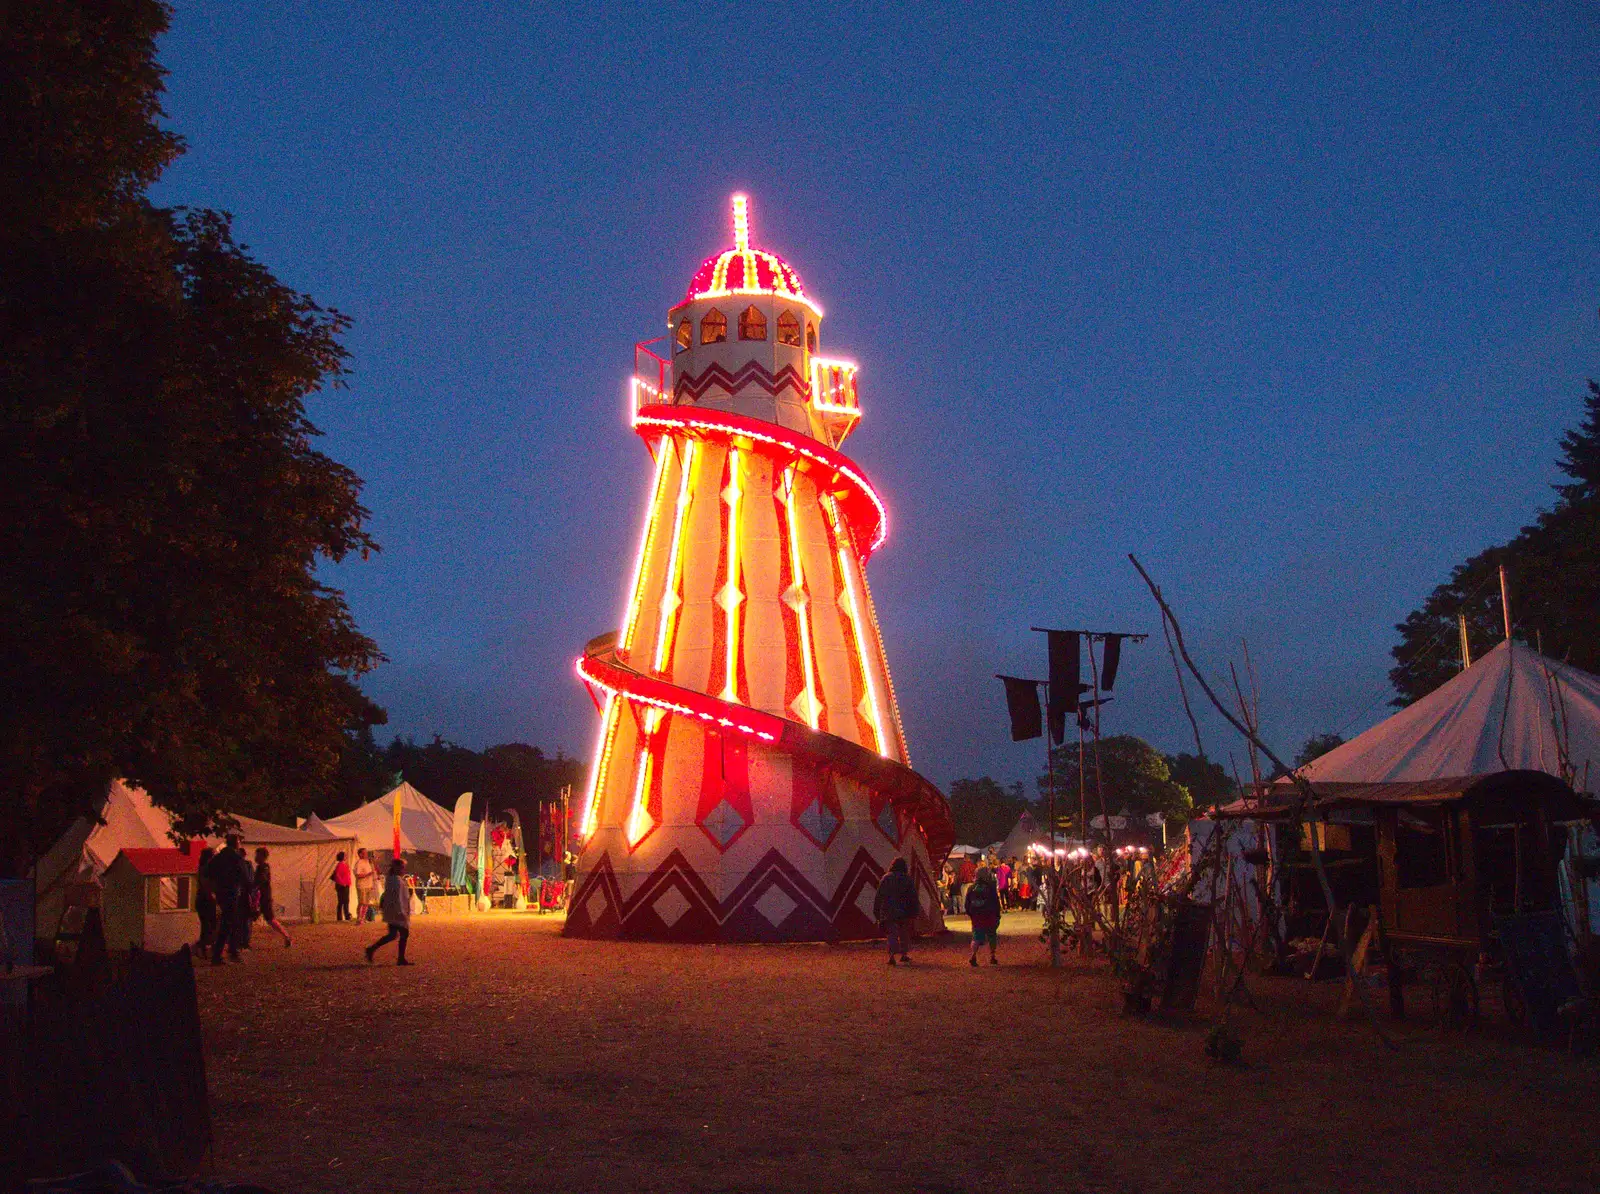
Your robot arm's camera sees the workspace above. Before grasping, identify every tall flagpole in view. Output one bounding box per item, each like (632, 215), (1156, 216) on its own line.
(1043, 679), (1060, 968)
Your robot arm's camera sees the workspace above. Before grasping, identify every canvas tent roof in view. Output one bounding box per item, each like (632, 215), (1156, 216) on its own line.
(1299, 641), (1600, 790)
(997, 810), (1045, 859)
(33, 782), (359, 933)
(299, 813), (335, 838)
(319, 782), (456, 855)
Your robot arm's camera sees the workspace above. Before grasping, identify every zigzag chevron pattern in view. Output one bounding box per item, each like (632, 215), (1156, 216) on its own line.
(673, 360), (810, 404)
(565, 845), (942, 943)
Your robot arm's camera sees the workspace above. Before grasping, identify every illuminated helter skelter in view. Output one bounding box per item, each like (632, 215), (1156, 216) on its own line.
(565, 195), (953, 942)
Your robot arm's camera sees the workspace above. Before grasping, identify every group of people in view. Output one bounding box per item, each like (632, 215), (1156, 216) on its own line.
(871, 857), (1007, 967)
(328, 846), (379, 921)
(326, 847), (414, 964)
(196, 835), (292, 965)
(940, 852), (1042, 917)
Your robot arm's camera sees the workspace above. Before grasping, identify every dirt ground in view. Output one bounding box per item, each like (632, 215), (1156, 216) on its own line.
(196, 911), (1600, 1194)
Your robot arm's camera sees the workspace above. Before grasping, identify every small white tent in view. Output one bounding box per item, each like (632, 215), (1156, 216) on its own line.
(319, 783), (457, 856)
(33, 781), (360, 935)
(223, 814), (357, 923)
(1299, 641), (1600, 787)
(34, 779), (174, 937)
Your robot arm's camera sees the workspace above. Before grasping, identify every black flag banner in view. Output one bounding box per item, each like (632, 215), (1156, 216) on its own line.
(998, 675), (1043, 742)
(1046, 630), (1080, 744)
(1101, 634), (1124, 692)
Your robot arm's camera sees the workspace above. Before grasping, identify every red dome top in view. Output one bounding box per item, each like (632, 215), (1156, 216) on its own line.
(683, 195), (811, 306)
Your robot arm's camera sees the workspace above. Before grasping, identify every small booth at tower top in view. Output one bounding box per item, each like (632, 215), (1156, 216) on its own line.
(634, 194), (861, 451)
(569, 195), (951, 944)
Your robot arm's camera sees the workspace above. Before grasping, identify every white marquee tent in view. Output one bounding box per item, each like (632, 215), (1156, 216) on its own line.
(1297, 640), (1600, 932)
(318, 782), (458, 857)
(1298, 641), (1600, 788)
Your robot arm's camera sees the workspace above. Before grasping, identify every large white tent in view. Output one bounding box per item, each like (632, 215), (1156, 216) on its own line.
(1298, 640), (1600, 933)
(318, 782), (457, 856)
(222, 813), (357, 923)
(33, 781), (358, 936)
(1299, 641), (1600, 788)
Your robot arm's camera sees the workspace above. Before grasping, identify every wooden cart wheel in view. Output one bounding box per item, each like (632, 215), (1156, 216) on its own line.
(1429, 960), (1479, 1030)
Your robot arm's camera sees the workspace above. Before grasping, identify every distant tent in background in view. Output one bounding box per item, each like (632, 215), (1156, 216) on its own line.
(997, 810), (1042, 859)
(1298, 641), (1600, 788)
(300, 813), (335, 837)
(319, 782), (457, 856)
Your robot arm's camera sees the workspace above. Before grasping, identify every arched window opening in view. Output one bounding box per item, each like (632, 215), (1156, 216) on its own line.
(738, 305), (767, 341)
(700, 308), (727, 345)
(675, 319), (692, 353)
(777, 310), (802, 347)
(805, 322), (817, 353)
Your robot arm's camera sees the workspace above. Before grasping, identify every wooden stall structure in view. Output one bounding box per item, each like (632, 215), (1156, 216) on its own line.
(1222, 771), (1596, 1027)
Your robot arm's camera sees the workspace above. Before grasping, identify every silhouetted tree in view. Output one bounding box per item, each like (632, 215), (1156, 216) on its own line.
(1039, 735), (1194, 832)
(1165, 752), (1235, 810)
(947, 777), (1032, 847)
(1294, 733), (1345, 770)
(1391, 379), (1600, 704)
(0, 1), (382, 870)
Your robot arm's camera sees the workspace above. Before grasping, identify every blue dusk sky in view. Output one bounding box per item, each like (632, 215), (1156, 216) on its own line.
(151, 3), (1599, 792)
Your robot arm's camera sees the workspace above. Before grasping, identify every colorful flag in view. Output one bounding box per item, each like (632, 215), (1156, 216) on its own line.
(392, 784), (403, 857)
(476, 810), (490, 903)
(450, 792), (472, 887)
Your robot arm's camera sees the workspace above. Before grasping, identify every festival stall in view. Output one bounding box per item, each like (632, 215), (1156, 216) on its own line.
(33, 782), (359, 940)
(100, 844), (203, 953)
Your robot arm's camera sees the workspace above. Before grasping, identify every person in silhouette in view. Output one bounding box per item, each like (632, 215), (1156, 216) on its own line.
(965, 866), (1003, 966)
(365, 857), (413, 966)
(872, 857), (919, 966)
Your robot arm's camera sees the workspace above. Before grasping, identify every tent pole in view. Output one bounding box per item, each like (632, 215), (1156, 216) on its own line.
(1459, 613), (1472, 670)
(1499, 564), (1512, 641)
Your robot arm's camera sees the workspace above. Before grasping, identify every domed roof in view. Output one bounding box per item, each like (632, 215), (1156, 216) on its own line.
(683, 194), (811, 307)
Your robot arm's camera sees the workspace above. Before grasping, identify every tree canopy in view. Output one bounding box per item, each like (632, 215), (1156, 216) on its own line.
(1293, 733), (1345, 770)
(1, 1), (382, 869)
(1390, 379), (1600, 704)
(946, 776), (1032, 847)
(1038, 735), (1194, 831)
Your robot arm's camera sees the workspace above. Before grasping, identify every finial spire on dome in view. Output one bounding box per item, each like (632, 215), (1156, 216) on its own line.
(681, 193), (813, 309)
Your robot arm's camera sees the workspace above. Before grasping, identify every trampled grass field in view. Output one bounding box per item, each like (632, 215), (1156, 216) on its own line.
(196, 911), (1600, 1193)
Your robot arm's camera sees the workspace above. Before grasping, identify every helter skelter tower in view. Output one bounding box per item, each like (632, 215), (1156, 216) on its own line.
(566, 196), (954, 943)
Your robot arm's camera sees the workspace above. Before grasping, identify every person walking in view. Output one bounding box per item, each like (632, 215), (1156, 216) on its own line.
(996, 857), (1013, 910)
(194, 846), (219, 952)
(237, 847), (256, 951)
(203, 835), (249, 965)
(252, 847), (293, 947)
(353, 847), (377, 922)
(331, 851), (353, 921)
(965, 866), (1003, 966)
(872, 857), (919, 966)
(365, 858), (413, 966)
(956, 853), (978, 912)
